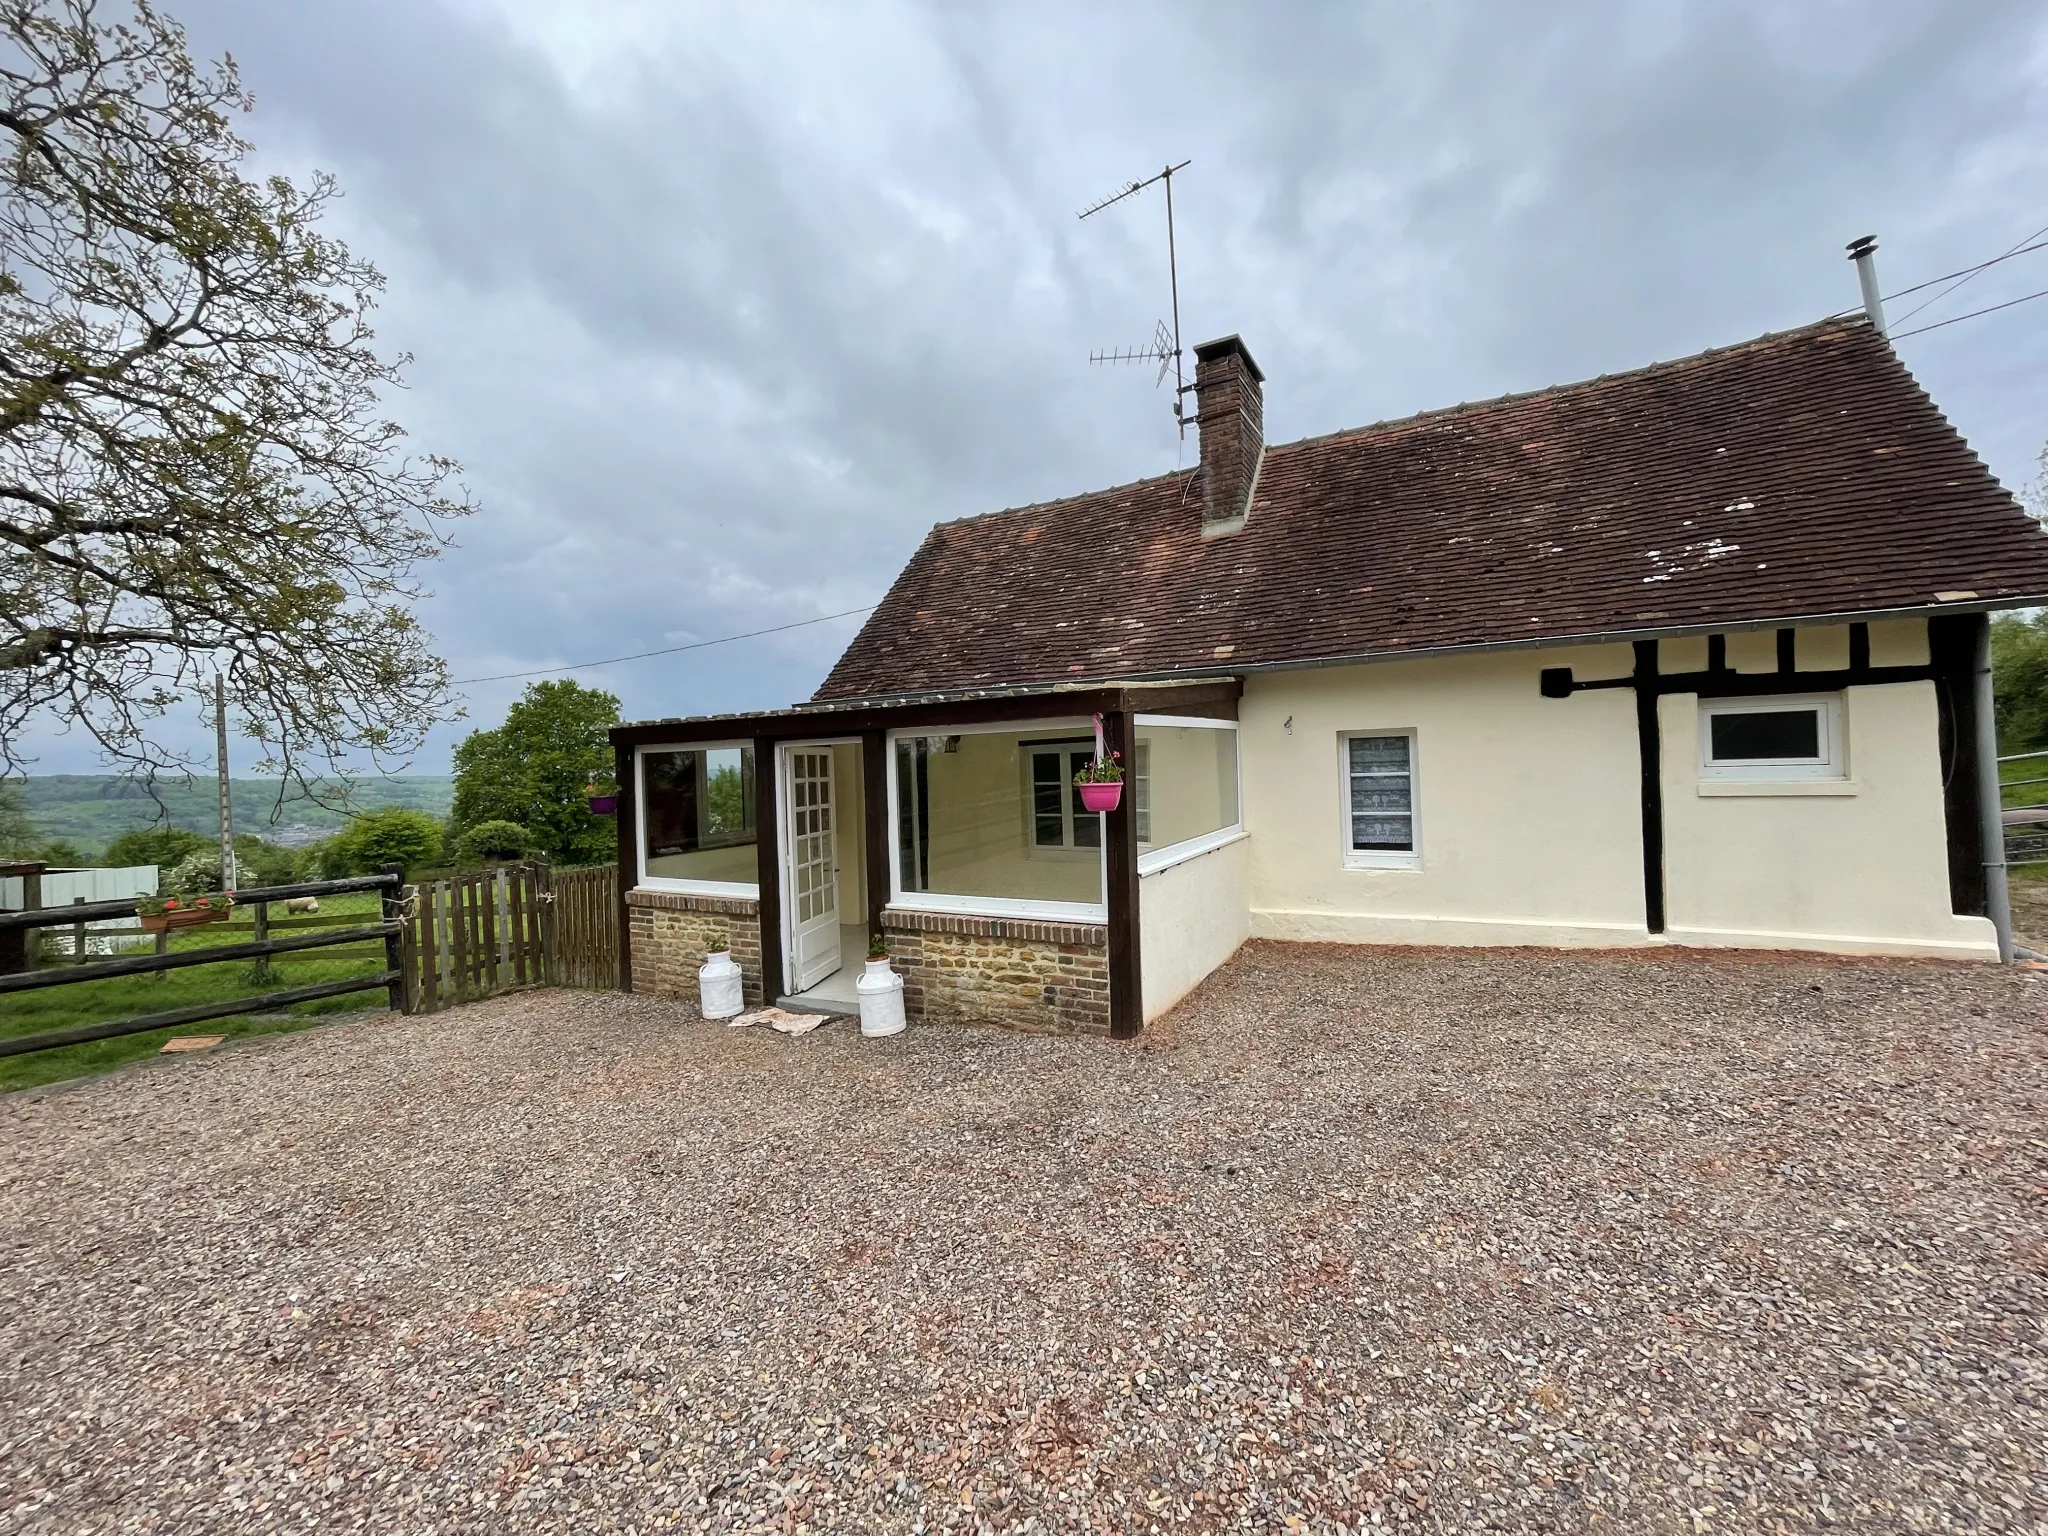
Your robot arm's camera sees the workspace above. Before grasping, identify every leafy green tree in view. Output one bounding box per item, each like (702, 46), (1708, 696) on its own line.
(102, 825), (208, 869)
(0, 0), (471, 790)
(0, 776), (77, 862)
(454, 819), (531, 865)
(0, 777), (32, 854)
(231, 834), (296, 887)
(1993, 611), (2048, 752)
(450, 681), (620, 866)
(324, 807), (443, 878)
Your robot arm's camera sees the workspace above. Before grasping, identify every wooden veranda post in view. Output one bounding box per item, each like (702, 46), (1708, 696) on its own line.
(862, 729), (889, 947)
(753, 733), (782, 1003)
(1102, 709), (1142, 1040)
(614, 741), (634, 993)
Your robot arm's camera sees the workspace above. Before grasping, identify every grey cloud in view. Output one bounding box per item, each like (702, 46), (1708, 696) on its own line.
(20, 0), (2048, 779)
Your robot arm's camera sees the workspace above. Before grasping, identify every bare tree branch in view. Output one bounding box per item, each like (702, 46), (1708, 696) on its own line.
(0, 0), (471, 799)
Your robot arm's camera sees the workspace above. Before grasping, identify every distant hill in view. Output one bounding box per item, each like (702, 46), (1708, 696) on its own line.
(19, 775), (455, 857)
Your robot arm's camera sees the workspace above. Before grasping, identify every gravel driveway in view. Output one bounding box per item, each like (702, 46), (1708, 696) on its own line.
(2, 942), (2043, 1534)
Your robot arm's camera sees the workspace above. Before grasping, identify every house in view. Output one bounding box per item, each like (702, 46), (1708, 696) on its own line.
(610, 307), (2048, 1039)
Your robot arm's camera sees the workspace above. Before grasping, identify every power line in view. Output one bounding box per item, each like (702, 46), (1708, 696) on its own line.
(1887, 227), (2048, 326)
(451, 605), (877, 686)
(1891, 284), (2048, 340)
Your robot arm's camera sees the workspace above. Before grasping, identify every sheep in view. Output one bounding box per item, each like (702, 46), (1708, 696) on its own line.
(283, 896), (320, 914)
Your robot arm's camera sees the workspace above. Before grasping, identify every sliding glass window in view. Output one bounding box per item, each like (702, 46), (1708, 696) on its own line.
(637, 744), (758, 894)
(891, 724), (1105, 921)
(1132, 717), (1242, 872)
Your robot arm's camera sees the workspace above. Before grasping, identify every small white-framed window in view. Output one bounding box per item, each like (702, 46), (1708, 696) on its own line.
(1699, 694), (1844, 781)
(1025, 740), (1102, 856)
(1340, 730), (1421, 870)
(635, 743), (760, 896)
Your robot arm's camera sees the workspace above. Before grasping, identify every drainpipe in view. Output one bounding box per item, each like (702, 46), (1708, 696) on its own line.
(1973, 616), (2014, 962)
(1846, 235), (1886, 335)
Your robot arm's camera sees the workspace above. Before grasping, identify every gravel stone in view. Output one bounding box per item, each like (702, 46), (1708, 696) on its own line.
(1, 940), (2044, 1533)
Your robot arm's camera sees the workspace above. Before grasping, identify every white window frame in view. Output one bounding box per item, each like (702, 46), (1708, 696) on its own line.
(886, 717), (1107, 923)
(1023, 738), (1103, 862)
(1339, 729), (1422, 871)
(1698, 694), (1845, 782)
(634, 741), (761, 897)
(1133, 714), (1246, 876)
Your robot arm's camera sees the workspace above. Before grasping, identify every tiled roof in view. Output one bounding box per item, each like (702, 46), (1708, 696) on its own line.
(814, 316), (2048, 701)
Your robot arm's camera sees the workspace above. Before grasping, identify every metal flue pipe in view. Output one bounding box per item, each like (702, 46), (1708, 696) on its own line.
(1847, 235), (1886, 335)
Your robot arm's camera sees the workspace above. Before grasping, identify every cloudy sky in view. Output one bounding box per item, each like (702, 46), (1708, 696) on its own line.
(25, 0), (2048, 775)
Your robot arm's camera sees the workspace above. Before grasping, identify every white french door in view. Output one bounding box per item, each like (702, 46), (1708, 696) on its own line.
(784, 747), (841, 992)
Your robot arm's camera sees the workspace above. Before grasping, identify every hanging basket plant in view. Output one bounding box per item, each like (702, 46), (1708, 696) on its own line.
(586, 769), (619, 816)
(1074, 750), (1124, 812)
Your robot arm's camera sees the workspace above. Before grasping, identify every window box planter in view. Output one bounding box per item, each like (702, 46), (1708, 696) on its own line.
(1077, 780), (1122, 813)
(139, 903), (231, 933)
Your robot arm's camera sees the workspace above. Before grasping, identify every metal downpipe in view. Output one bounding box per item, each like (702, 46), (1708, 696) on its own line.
(1973, 615), (2014, 962)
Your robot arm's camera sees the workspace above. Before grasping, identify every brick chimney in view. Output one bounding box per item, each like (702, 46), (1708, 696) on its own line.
(1191, 335), (1264, 537)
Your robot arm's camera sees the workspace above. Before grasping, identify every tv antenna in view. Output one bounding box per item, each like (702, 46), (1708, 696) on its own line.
(1080, 158), (1193, 436)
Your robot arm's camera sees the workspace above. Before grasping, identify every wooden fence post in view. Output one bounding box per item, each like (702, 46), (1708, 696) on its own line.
(380, 865), (406, 1013)
(252, 900), (273, 982)
(70, 896), (86, 965)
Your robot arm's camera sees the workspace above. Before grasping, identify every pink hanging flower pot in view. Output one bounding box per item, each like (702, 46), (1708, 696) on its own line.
(1077, 780), (1122, 813)
(1074, 738), (1124, 813)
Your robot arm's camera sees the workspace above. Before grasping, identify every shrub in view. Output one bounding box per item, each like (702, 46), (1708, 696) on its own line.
(325, 807), (445, 878)
(454, 819), (532, 865)
(165, 849), (225, 895)
(101, 826), (209, 870)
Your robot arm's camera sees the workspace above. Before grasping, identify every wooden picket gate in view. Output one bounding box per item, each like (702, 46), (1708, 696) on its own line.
(401, 862), (619, 1013)
(550, 863), (620, 990)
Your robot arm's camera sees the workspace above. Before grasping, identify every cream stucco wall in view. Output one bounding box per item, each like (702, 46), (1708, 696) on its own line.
(1139, 834), (1251, 1020)
(1241, 645), (1653, 946)
(1660, 682), (1995, 958)
(1234, 619), (1989, 961)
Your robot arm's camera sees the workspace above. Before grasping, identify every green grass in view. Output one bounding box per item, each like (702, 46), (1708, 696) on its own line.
(2002, 750), (2048, 810)
(1, 892), (394, 1093)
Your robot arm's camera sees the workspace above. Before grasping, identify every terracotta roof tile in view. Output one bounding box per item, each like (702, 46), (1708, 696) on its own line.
(815, 316), (2048, 701)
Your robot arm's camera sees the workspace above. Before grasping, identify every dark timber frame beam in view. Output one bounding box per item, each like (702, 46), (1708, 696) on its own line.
(861, 729), (889, 947)
(613, 740), (636, 992)
(1101, 709), (1142, 1039)
(752, 733), (784, 1001)
(1539, 620), (1991, 930)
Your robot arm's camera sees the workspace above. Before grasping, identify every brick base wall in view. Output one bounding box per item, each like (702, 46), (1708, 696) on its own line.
(626, 889), (764, 1007)
(881, 907), (1109, 1036)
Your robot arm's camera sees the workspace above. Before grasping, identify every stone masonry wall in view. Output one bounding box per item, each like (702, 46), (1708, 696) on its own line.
(626, 889), (764, 1007)
(881, 907), (1109, 1036)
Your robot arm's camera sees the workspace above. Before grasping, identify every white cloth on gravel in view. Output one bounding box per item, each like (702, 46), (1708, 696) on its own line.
(727, 1007), (828, 1035)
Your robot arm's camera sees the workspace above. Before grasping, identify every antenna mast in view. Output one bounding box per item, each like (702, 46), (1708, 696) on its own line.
(1080, 159), (1194, 436)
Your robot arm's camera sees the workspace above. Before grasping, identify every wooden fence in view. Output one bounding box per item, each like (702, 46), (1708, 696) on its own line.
(400, 862), (618, 1013)
(0, 873), (406, 1059)
(0, 862), (624, 1056)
